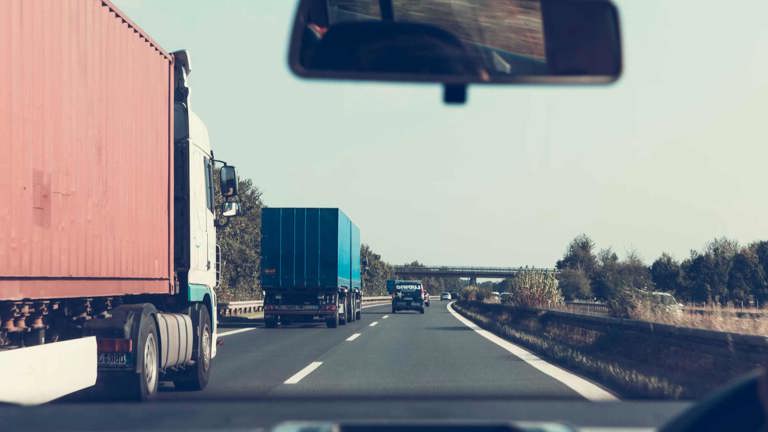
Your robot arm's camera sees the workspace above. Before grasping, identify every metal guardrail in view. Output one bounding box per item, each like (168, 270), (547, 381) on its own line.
(218, 300), (264, 317)
(684, 305), (768, 318)
(562, 301), (610, 316)
(218, 296), (393, 317)
(560, 300), (768, 319)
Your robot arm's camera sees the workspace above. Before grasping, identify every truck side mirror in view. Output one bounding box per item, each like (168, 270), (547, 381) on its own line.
(221, 201), (240, 218)
(220, 166), (239, 198)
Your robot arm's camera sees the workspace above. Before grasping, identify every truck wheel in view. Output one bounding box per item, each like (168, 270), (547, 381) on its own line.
(420, 307), (425, 314)
(349, 298), (356, 322)
(340, 300), (348, 325)
(174, 305), (212, 391)
(121, 316), (159, 401)
(355, 309), (361, 321)
(326, 313), (339, 328)
(265, 317), (278, 328)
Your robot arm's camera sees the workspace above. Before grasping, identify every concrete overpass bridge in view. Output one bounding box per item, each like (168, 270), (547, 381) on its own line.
(393, 265), (557, 285)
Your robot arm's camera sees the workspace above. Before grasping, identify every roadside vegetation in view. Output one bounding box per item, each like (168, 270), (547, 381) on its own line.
(501, 270), (563, 308)
(459, 285), (494, 302)
(628, 302), (768, 336)
(214, 171), (264, 302)
(546, 234), (768, 333)
(555, 234), (768, 308)
(361, 245), (395, 296)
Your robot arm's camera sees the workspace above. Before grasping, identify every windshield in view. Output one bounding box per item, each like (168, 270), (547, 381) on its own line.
(653, 293), (678, 306)
(3, 0), (768, 428)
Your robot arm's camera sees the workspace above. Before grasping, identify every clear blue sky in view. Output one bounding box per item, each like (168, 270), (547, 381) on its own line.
(114, 0), (768, 267)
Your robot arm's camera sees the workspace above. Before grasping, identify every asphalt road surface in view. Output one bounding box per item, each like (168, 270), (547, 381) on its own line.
(12, 301), (688, 431)
(159, 301), (610, 401)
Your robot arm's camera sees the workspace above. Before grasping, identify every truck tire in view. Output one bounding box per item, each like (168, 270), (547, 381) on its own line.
(349, 297), (356, 322)
(173, 305), (212, 391)
(326, 313), (339, 328)
(339, 298), (348, 325)
(420, 307), (425, 314)
(265, 316), (278, 328)
(345, 297), (353, 323)
(355, 309), (361, 321)
(123, 315), (160, 401)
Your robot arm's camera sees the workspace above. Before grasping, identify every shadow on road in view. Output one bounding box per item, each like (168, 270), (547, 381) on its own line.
(219, 317), (263, 328)
(269, 323), (325, 329)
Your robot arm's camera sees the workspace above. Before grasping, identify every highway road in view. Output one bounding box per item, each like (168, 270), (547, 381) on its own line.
(159, 301), (614, 401)
(20, 301), (688, 431)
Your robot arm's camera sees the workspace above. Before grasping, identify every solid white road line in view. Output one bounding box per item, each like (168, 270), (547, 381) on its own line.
(217, 328), (257, 337)
(369, 321), (379, 327)
(346, 333), (361, 341)
(382, 315), (389, 319)
(362, 301), (390, 309)
(284, 361), (323, 384)
(446, 302), (618, 402)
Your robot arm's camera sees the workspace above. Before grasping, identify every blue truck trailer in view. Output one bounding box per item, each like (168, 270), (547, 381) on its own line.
(260, 208), (362, 328)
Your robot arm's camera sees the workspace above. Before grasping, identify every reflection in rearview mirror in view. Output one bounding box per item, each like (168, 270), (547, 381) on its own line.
(220, 166), (239, 198)
(289, 0), (621, 88)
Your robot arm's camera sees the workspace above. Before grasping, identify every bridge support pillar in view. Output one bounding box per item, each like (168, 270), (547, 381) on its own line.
(469, 277), (477, 286)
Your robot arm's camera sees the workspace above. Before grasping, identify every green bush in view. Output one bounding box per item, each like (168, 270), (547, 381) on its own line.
(460, 285), (493, 302)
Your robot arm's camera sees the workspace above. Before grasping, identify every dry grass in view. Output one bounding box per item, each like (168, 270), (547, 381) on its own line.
(554, 301), (768, 336)
(635, 306), (768, 336)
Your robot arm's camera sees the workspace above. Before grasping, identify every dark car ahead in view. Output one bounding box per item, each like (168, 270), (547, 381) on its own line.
(392, 283), (425, 314)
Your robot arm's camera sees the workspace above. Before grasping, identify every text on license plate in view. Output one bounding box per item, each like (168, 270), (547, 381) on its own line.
(98, 352), (130, 368)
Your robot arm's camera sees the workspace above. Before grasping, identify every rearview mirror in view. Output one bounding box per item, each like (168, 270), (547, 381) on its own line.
(221, 202), (241, 218)
(220, 166), (239, 198)
(289, 0), (621, 99)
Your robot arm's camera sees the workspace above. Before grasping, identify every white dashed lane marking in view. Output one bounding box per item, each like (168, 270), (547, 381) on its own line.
(284, 362), (323, 384)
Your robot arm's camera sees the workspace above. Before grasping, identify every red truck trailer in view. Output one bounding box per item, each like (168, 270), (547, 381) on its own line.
(0, 0), (240, 403)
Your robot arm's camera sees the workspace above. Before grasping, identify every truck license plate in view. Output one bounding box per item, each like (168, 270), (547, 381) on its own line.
(98, 352), (129, 368)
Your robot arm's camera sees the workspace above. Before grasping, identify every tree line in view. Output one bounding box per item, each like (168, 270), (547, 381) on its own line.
(556, 234), (768, 307)
(212, 172), (768, 310)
